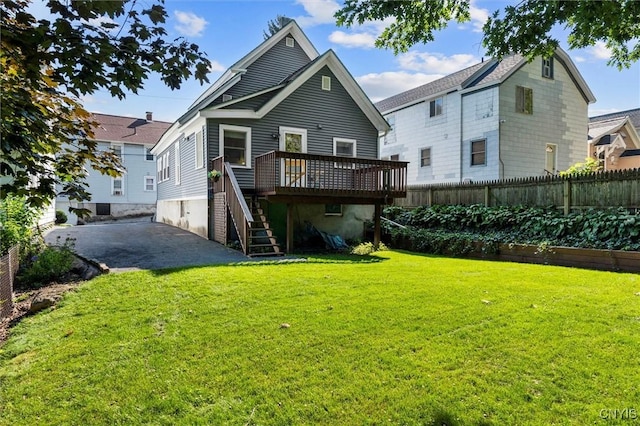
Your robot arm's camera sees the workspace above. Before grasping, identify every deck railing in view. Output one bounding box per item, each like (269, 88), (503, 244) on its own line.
(254, 151), (407, 198)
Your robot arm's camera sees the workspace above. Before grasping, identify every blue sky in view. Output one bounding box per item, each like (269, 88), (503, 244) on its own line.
(65, 0), (639, 123)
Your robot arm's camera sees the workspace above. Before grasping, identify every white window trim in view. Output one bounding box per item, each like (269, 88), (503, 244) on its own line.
(144, 176), (156, 192)
(279, 127), (307, 153)
(157, 155), (163, 182)
(175, 140), (181, 185)
(195, 128), (205, 169)
(333, 137), (357, 157)
(111, 176), (124, 196)
(111, 143), (124, 166)
(145, 147), (154, 162)
(162, 152), (170, 181)
(322, 75), (331, 91)
(545, 143), (558, 174)
(286, 37), (295, 48)
(220, 124), (252, 169)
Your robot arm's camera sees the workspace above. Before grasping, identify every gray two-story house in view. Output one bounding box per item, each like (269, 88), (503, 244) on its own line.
(151, 21), (406, 255)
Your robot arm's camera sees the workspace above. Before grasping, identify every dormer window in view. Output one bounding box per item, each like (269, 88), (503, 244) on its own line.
(322, 76), (331, 91)
(542, 57), (554, 79)
(286, 37), (295, 48)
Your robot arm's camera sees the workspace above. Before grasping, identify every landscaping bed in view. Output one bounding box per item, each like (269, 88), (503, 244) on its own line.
(383, 205), (640, 272)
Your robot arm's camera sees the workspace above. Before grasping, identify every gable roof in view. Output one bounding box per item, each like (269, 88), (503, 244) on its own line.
(200, 49), (389, 132)
(590, 108), (640, 130)
(376, 48), (595, 114)
(91, 113), (172, 145)
(588, 115), (640, 150)
(180, 20), (319, 124)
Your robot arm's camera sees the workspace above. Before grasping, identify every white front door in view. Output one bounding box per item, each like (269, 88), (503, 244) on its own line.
(280, 127), (307, 187)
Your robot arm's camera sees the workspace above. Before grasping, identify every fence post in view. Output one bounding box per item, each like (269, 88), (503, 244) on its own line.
(484, 185), (491, 207)
(428, 187), (433, 207)
(563, 179), (571, 215)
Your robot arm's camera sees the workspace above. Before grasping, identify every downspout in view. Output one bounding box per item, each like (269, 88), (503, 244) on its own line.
(499, 118), (505, 179)
(459, 92), (464, 182)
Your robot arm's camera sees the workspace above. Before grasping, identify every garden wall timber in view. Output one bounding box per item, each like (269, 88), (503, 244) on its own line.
(0, 245), (19, 320)
(395, 168), (640, 213)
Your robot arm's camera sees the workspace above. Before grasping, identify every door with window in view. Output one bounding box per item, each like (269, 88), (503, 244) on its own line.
(280, 127), (307, 187)
(545, 144), (557, 175)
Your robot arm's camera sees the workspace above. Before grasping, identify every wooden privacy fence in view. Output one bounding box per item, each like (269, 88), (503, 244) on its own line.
(394, 168), (640, 213)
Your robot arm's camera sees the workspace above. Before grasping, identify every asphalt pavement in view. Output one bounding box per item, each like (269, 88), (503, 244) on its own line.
(45, 219), (254, 273)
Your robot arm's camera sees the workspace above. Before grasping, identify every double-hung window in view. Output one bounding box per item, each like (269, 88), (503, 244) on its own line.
(542, 58), (554, 79)
(145, 147), (154, 161)
(144, 176), (156, 191)
(195, 126), (205, 169)
(516, 86), (533, 114)
(429, 97), (443, 117)
(220, 124), (251, 168)
(174, 140), (181, 185)
(471, 139), (486, 166)
(420, 148), (431, 167)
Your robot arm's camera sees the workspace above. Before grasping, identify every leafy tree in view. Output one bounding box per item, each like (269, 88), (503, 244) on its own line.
(263, 15), (293, 40)
(335, 0), (640, 69)
(1, 0), (210, 214)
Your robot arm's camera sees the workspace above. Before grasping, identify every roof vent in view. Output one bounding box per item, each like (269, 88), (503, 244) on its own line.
(146, 111), (153, 121)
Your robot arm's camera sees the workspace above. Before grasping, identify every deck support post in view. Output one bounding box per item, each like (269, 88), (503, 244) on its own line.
(374, 203), (382, 249)
(286, 203), (294, 253)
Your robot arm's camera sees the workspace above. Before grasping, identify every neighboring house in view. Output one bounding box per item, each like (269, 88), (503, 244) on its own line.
(151, 21), (406, 255)
(57, 112), (171, 224)
(376, 49), (595, 184)
(588, 108), (640, 171)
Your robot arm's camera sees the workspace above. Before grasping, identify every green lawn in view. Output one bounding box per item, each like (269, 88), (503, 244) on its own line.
(1, 251), (639, 425)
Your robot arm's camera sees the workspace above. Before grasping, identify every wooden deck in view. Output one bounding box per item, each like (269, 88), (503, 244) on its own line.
(254, 151), (408, 202)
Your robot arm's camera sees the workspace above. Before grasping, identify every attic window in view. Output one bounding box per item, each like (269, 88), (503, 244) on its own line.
(222, 94), (232, 102)
(286, 37), (295, 48)
(542, 57), (554, 79)
(322, 76), (331, 91)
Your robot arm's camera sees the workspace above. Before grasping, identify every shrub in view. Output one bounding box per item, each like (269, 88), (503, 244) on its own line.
(383, 205), (640, 252)
(18, 238), (76, 288)
(55, 210), (68, 224)
(351, 241), (388, 255)
(0, 195), (40, 257)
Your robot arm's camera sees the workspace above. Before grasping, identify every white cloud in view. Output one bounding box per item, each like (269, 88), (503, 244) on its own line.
(294, 0), (340, 27)
(469, 1), (490, 32)
(208, 60), (226, 73)
(328, 31), (376, 49)
(398, 52), (479, 74)
(588, 41), (612, 60)
(357, 72), (444, 103)
(573, 56), (586, 63)
(174, 11), (208, 37)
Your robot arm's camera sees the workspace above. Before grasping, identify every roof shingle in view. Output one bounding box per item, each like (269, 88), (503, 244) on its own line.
(91, 113), (172, 145)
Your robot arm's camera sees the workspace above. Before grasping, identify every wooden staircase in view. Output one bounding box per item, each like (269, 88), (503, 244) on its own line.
(247, 197), (284, 257)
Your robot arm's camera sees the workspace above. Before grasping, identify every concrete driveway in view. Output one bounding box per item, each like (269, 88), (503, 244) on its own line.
(45, 220), (252, 272)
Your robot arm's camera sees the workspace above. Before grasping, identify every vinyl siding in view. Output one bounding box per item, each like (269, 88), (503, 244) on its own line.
(498, 57), (588, 178)
(157, 121), (208, 201)
(461, 87), (501, 181)
(381, 92), (462, 184)
(223, 34), (312, 102)
(207, 66), (379, 188)
(85, 141), (157, 204)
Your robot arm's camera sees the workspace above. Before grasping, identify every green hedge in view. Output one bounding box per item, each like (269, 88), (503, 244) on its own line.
(384, 205), (640, 253)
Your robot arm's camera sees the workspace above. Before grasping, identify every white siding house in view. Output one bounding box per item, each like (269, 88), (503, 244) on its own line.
(56, 113), (171, 224)
(378, 49), (596, 184)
